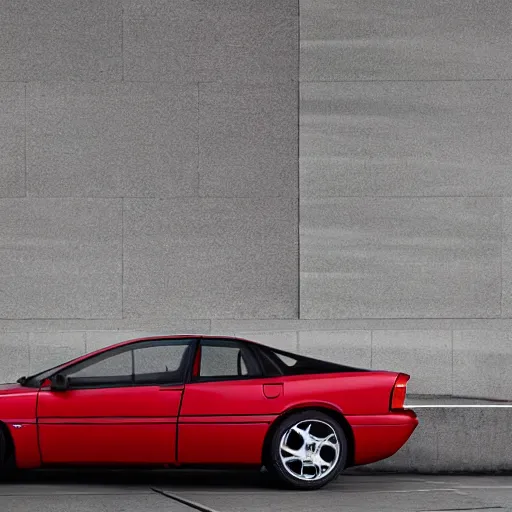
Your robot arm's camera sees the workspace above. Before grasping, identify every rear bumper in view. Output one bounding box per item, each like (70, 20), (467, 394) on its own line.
(347, 409), (419, 466)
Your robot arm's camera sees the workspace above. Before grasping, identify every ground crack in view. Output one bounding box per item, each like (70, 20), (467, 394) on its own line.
(418, 507), (504, 511)
(151, 487), (221, 512)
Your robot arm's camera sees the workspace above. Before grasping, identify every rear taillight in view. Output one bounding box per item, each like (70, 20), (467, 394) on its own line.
(390, 373), (410, 410)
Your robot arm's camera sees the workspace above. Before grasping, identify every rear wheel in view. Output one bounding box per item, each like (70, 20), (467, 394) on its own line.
(266, 410), (347, 490)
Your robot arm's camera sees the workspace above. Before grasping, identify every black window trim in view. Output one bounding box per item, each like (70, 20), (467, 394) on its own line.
(251, 344), (285, 377)
(47, 337), (200, 390)
(253, 342), (370, 376)
(190, 337), (264, 384)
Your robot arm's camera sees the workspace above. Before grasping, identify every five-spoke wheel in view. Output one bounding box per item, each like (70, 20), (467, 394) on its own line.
(266, 410), (348, 490)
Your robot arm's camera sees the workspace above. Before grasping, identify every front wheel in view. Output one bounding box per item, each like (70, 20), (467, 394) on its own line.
(266, 410), (348, 490)
(0, 429), (8, 478)
(0, 428), (16, 480)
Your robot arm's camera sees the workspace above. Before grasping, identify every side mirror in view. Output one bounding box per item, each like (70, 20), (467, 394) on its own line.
(50, 374), (69, 391)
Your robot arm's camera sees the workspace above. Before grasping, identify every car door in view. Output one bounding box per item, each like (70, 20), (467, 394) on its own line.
(37, 338), (196, 465)
(178, 338), (286, 465)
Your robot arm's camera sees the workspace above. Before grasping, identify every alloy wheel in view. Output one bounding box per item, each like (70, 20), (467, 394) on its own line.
(278, 419), (341, 482)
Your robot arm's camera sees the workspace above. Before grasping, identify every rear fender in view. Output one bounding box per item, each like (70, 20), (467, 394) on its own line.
(279, 372), (402, 416)
(279, 401), (344, 416)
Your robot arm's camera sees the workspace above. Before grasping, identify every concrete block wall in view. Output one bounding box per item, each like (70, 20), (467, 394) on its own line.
(1, 323), (511, 400)
(0, 0), (300, 317)
(357, 406), (512, 473)
(0, 0), (511, 401)
(296, 0), (512, 400)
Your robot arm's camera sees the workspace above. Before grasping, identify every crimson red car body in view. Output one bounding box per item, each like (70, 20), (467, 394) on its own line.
(0, 335), (418, 488)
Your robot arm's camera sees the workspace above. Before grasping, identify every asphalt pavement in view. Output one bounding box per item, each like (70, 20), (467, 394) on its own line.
(0, 469), (511, 512)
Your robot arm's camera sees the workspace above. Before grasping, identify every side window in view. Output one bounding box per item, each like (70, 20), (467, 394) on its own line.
(60, 339), (194, 388)
(199, 340), (260, 379)
(134, 343), (190, 384)
(66, 351), (132, 380)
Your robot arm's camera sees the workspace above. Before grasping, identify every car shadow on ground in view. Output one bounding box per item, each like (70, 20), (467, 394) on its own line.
(4, 468), (273, 489)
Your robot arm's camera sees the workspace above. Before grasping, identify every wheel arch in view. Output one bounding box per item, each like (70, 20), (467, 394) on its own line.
(0, 421), (16, 468)
(262, 405), (355, 468)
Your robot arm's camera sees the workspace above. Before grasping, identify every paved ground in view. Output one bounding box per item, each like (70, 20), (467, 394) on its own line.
(1, 469), (511, 512)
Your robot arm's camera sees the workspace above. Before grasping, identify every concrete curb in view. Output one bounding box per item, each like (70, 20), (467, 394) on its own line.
(354, 405), (512, 473)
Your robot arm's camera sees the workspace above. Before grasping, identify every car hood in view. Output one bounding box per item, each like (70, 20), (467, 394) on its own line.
(0, 383), (38, 420)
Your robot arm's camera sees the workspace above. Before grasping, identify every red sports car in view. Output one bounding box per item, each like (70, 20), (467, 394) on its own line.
(0, 335), (418, 490)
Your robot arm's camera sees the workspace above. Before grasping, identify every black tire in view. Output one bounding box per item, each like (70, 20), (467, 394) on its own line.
(0, 429), (5, 463)
(0, 428), (7, 475)
(266, 410), (348, 490)
(0, 427), (15, 480)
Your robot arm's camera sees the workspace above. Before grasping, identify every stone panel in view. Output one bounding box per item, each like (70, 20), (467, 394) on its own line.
(372, 330), (452, 395)
(301, 82), (512, 197)
(210, 318), (512, 334)
(123, 198), (298, 319)
(301, 0), (512, 81)
(298, 330), (371, 368)
(28, 331), (86, 375)
(500, 198), (512, 317)
(453, 330), (512, 400)
(123, 0), (298, 16)
(234, 331), (298, 352)
(199, 83), (298, 198)
(0, 84), (25, 198)
(0, 0), (122, 81)
(0, 319), (211, 333)
(124, 0), (298, 83)
(0, 199), (122, 319)
(85, 330), (177, 352)
(27, 83), (198, 198)
(0, 333), (29, 384)
(300, 197), (501, 319)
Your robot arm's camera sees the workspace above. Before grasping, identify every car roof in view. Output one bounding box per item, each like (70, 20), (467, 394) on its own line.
(114, 334), (255, 344)
(86, 334), (261, 357)
(77, 333), (322, 370)
(25, 334), (263, 381)
(27, 333), (372, 383)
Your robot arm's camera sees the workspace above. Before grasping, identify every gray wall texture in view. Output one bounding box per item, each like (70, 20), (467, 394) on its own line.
(0, 0), (511, 401)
